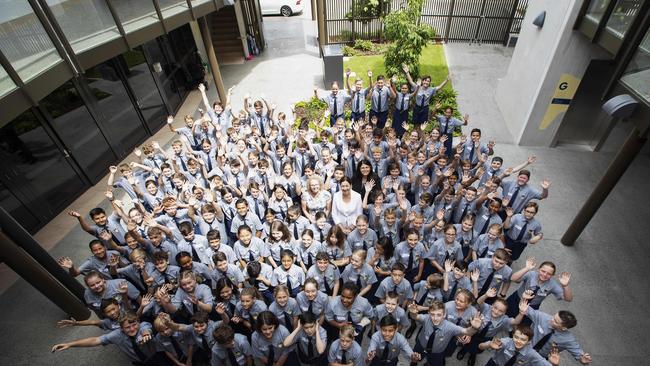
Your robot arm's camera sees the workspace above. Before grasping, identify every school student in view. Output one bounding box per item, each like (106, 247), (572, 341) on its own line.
(325, 282), (374, 344)
(403, 64), (449, 126)
(271, 250), (305, 297)
(307, 251), (341, 296)
(374, 263), (413, 305)
(372, 291), (410, 333)
(503, 202), (544, 262)
(327, 325), (364, 366)
(211, 324), (253, 366)
(367, 315), (421, 366)
(340, 249), (377, 298)
(478, 325), (561, 366)
(283, 312), (328, 365)
(269, 285), (302, 332)
(252, 311), (300, 366)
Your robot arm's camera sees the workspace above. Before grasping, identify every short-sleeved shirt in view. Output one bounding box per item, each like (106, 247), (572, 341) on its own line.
(234, 238), (270, 263)
(373, 304), (410, 331)
(325, 295), (374, 325)
(515, 271), (564, 308)
(295, 241), (324, 269)
(271, 265), (305, 291)
(267, 240), (296, 264)
(489, 339), (552, 366)
(230, 212), (263, 236)
(296, 290), (329, 317)
(291, 325), (328, 358)
(269, 297), (302, 327)
(394, 241), (427, 270)
(506, 214), (542, 243)
(78, 250), (122, 279)
(306, 264), (340, 293)
(427, 238), (464, 267)
(84, 279), (140, 314)
(414, 317), (464, 353)
(328, 339), (364, 366)
(413, 280), (444, 306)
(171, 283), (214, 315)
(374, 276), (413, 303)
(244, 262), (274, 292)
(368, 331), (413, 361)
(472, 234), (505, 259)
(468, 258), (512, 291)
(477, 303), (513, 339)
(212, 263), (245, 286)
(235, 299), (268, 321)
(366, 246), (396, 274)
(177, 235), (212, 265)
(371, 86), (391, 112)
(156, 328), (193, 359)
(211, 331), (251, 366)
(501, 181), (543, 214)
(189, 320), (221, 351)
(251, 325), (293, 361)
(98, 322), (157, 362)
(341, 263), (377, 289)
(345, 228), (378, 252)
(323, 244), (351, 262)
(445, 300), (478, 327)
(527, 308), (584, 360)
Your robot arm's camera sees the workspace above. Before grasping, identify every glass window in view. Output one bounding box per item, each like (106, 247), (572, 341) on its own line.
(84, 61), (147, 155)
(120, 48), (168, 132)
(0, 181), (41, 233)
(158, 0), (190, 18)
(604, 0), (646, 39)
(585, 0), (613, 22)
(0, 109), (85, 212)
(111, 0), (159, 33)
(0, 1), (62, 81)
(0, 65), (16, 97)
(40, 81), (115, 181)
(46, 0), (121, 53)
(620, 28), (650, 103)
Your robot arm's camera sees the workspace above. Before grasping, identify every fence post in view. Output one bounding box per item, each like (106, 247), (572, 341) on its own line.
(317, 0), (326, 50)
(444, 0), (455, 42)
(351, 0), (356, 44)
(504, 0), (520, 45)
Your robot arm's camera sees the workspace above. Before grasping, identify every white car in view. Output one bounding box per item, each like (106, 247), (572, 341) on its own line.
(260, 0), (304, 17)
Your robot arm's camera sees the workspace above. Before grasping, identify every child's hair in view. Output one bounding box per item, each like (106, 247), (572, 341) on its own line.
(213, 324), (235, 345)
(246, 260), (261, 286)
(385, 291), (400, 302)
(428, 300), (446, 312)
(487, 223), (503, 235)
(288, 205), (301, 216)
(206, 229), (221, 241)
(339, 324), (356, 339)
(88, 239), (103, 250)
(341, 281), (359, 296)
(355, 215), (369, 225)
(379, 314), (398, 328)
(89, 207), (106, 218)
(404, 228), (419, 239)
(492, 156), (503, 164)
(453, 261), (468, 272)
(426, 273), (444, 289)
(384, 207), (396, 218)
(100, 298), (119, 313)
(352, 249), (367, 261)
(391, 263), (406, 273)
(273, 284), (290, 297)
(175, 251), (192, 265)
(420, 192), (434, 204)
(455, 288), (475, 304)
(215, 277), (235, 301)
(212, 251), (228, 265)
(128, 249), (147, 263)
(190, 311), (209, 324)
(301, 229), (314, 240)
(558, 311), (578, 329)
(270, 220), (292, 242)
(493, 297), (508, 310)
(314, 211), (328, 221)
(179, 270), (197, 283)
(152, 251), (169, 263)
(304, 277), (319, 290)
(178, 221), (194, 235)
(315, 251), (329, 262)
(240, 286), (260, 300)
(493, 248), (511, 262)
(255, 311), (279, 332)
(327, 225), (347, 249)
(153, 316), (168, 332)
(235, 198), (249, 208)
(513, 324), (534, 340)
(118, 311), (139, 326)
(376, 237), (395, 260)
(237, 224), (252, 236)
(299, 311), (317, 325)
(280, 249), (295, 260)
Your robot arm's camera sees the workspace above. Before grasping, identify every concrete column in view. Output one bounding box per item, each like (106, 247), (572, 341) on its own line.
(189, 20), (210, 68)
(495, 0), (610, 146)
(311, 0), (317, 20)
(198, 16), (227, 102)
(234, 0), (251, 58)
(316, 0), (326, 51)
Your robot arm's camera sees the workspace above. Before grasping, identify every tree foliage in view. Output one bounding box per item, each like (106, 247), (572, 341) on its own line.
(383, 0), (434, 78)
(346, 0), (381, 23)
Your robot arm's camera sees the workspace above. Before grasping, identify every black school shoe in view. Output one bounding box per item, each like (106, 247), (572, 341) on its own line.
(456, 349), (467, 360)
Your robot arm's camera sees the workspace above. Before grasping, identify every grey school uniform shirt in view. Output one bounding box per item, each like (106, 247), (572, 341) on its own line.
(328, 339), (364, 366)
(413, 315), (465, 352)
(211, 332), (251, 366)
(252, 325), (293, 361)
(488, 338), (552, 366)
(325, 295), (374, 324)
(368, 331), (414, 361)
(98, 322), (158, 362)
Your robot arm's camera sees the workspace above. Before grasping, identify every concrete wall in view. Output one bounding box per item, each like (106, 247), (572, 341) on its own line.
(495, 0), (610, 146)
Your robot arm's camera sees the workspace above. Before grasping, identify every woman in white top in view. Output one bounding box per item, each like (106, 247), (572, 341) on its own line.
(301, 176), (332, 223)
(331, 176), (362, 234)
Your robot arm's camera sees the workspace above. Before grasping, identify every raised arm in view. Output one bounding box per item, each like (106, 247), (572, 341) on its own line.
(435, 75), (451, 90)
(402, 64), (416, 88)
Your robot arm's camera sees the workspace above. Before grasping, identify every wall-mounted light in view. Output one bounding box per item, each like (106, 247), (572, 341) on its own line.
(533, 11), (546, 28)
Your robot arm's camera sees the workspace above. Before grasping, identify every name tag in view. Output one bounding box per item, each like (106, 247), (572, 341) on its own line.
(514, 225), (522, 231)
(482, 215), (489, 220)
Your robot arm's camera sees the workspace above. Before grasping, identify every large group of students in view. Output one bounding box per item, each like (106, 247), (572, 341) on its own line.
(50, 67), (592, 366)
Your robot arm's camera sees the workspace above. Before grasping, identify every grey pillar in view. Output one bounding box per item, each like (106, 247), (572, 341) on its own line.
(198, 16), (227, 102)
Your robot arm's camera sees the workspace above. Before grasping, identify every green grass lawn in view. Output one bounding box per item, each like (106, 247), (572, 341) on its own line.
(343, 43), (451, 89)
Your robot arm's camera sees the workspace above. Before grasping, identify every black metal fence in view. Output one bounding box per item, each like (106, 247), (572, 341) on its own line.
(324, 0), (528, 45)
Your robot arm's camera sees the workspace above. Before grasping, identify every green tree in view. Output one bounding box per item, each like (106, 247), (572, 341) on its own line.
(383, 0), (434, 78)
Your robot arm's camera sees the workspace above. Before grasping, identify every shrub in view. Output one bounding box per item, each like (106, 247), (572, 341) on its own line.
(353, 39), (375, 52)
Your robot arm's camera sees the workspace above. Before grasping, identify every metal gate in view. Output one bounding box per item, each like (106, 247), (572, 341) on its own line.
(323, 0), (528, 45)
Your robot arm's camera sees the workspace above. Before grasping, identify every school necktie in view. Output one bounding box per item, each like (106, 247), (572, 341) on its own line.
(259, 115), (266, 136)
(407, 248), (414, 271)
(170, 335), (184, 359)
(420, 93), (425, 107)
(374, 163), (379, 175)
(448, 280), (459, 301)
(286, 274), (292, 291)
(515, 220), (529, 242)
(356, 274), (362, 290)
(130, 336), (147, 362)
(347, 311), (353, 323)
(227, 347), (239, 366)
(188, 241), (200, 262)
(248, 251), (255, 263)
(255, 200), (262, 220)
(355, 93), (360, 112)
(293, 222), (299, 239)
(323, 275), (332, 294)
(533, 330), (555, 351)
(425, 326), (438, 353)
(138, 271), (148, 294)
(179, 156), (187, 171)
(362, 240), (367, 251)
(307, 336), (315, 358)
(504, 350), (520, 366)
(283, 311), (294, 332)
(351, 158), (356, 173)
(442, 119), (449, 135)
(318, 228), (324, 242)
(235, 175), (240, 187)
(401, 94), (406, 111)
(207, 157), (213, 172)
(164, 272), (173, 285)
(341, 349), (348, 364)
(308, 300), (314, 314)
(478, 269), (496, 297)
(307, 253), (313, 268)
(508, 186), (520, 208)
(201, 334), (211, 353)
(377, 89), (382, 111)
(479, 214), (492, 235)
(266, 345), (275, 366)
(477, 320), (492, 339)
(227, 302), (236, 317)
(380, 341), (391, 361)
(460, 202), (469, 221)
(333, 96), (338, 116)
(392, 282), (398, 293)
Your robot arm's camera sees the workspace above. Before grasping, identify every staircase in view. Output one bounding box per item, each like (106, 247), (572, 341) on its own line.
(209, 5), (246, 65)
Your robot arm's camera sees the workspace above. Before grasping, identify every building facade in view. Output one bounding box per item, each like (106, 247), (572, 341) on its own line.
(0, 0), (263, 233)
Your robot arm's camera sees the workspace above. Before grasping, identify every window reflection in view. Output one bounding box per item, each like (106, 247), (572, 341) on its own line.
(0, 0), (61, 81)
(46, 0), (120, 53)
(620, 28), (650, 103)
(111, 0), (159, 33)
(604, 0), (645, 39)
(0, 110), (84, 212)
(0, 65), (16, 97)
(585, 0), (613, 22)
